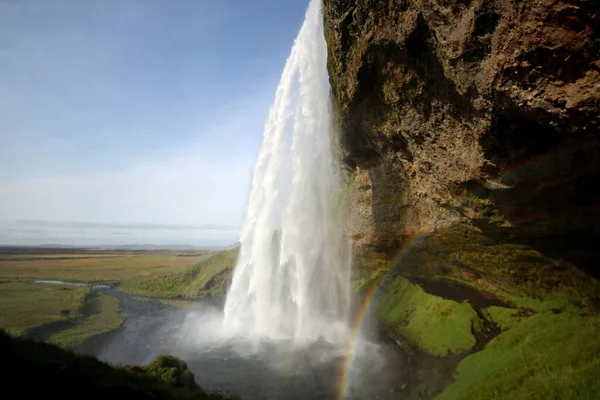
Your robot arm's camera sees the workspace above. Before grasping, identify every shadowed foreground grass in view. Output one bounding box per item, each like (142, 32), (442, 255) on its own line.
(120, 248), (239, 300)
(1, 329), (237, 400)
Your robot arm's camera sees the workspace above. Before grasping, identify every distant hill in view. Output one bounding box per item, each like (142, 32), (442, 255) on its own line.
(0, 243), (239, 254)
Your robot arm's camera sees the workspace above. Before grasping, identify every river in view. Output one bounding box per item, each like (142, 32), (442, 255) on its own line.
(74, 285), (410, 400)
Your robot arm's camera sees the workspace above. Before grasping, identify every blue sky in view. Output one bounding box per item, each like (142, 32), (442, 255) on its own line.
(0, 0), (310, 246)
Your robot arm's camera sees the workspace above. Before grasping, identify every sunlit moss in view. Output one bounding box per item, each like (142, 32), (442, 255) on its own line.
(377, 276), (480, 356)
(434, 312), (600, 400)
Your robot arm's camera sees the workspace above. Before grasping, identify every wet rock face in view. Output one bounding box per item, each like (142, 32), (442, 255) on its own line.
(324, 0), (600, 274)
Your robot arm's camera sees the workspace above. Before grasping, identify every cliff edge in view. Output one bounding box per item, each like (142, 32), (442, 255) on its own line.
(324, 0), (600, 398)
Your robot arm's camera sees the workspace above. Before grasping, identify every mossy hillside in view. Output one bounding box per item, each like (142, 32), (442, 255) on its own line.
(434, 312), (600, 400)
(120, 249), (239, 300)
(377, 276), (480, 357)
(351, 247), (391, 295)
(1, 329), (236, 400)
(391, 223), (600, 311)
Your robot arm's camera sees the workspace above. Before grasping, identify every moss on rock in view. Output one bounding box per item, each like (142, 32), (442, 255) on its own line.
(434, 313), (600, 400)
(377, 276), (480, 357)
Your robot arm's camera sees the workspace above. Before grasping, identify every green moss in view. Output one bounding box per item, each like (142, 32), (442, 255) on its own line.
(434, 313), (600, 400)
(377, 276), (480, 356)
(484, 306), (528, 331)
(352, 249), (391, 296)
(395, 224), (599, 311)
(448, 276), (586, 314)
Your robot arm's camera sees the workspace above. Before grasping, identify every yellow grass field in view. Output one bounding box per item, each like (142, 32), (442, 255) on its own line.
(0, 252), (213, 282)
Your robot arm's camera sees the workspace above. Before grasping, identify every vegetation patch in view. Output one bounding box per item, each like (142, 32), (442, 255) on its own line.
(0, 252), (210, 282)
(47, 292), (125, 348)
(377, 276), (480, 356)
(160, 299), (198, 308)
(126, 355), (198, 388)
(120, 249), (239, 300)
(1, 329), (237, 399)
(350, 248), (392, 313)
(0, 282), (88, 335)
(483, 306), (529, 331)
(434, 312), (600, 400)
(392, 224), (600, 311)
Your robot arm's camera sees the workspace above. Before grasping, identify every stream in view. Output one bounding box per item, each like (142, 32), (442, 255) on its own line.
(73, 285), (410, 400)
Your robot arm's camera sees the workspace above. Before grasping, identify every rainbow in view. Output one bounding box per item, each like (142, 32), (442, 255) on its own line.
(334, 141), (591, 398)
(334, 238), (421, 400)
(336, 284), (377, 400)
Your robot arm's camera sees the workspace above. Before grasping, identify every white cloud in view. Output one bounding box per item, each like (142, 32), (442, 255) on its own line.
(0, 98), (272, 245)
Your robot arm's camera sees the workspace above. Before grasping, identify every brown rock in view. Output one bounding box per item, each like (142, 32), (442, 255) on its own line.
(325, 0), (600, 275)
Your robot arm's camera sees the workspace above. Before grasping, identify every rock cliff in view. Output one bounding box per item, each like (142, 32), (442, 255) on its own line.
(324, 1), (600, 398)
(325, 0), (599, 295)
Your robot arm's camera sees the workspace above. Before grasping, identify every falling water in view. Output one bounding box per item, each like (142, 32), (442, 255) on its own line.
(223, 0), (351, 344)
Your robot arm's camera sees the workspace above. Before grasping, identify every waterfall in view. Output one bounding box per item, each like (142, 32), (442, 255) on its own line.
(223, 0), (351, 344)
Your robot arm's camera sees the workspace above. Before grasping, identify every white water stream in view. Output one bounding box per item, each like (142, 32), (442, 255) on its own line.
(223, 0), (351, 344)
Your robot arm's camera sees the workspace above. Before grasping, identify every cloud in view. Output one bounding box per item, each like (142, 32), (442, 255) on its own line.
(14, 219), (236, 231)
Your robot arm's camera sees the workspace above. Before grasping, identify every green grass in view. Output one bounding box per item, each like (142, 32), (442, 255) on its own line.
(160, 299), (197, 308)
(0, 282), (89, 335)
(377, 276), (480, 356)
(0, 252), (212, 282)
(390, 224), (600, 310)
(484, 306), (529, 331)
(120, 249), (238, 300)
(447, 275), (585, 314)
(47, 292), (125, 348)
(434, 312), (600, 400)
(2, 329), (236, 399)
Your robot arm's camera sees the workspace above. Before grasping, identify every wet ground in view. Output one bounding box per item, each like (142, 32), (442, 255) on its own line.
(79, 286), (411, 400)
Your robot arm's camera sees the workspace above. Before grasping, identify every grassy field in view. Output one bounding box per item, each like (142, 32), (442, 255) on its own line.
(119, 248), (238, 300)
(0, 281), (125, 347)
(160, 299), (198, 308)
(0, 249), (235, 346)
(0, 252), (213, 282)
(0, 281), (89, 335)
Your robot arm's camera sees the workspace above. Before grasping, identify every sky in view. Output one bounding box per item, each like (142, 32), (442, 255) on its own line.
(0, 0), (310, 247)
